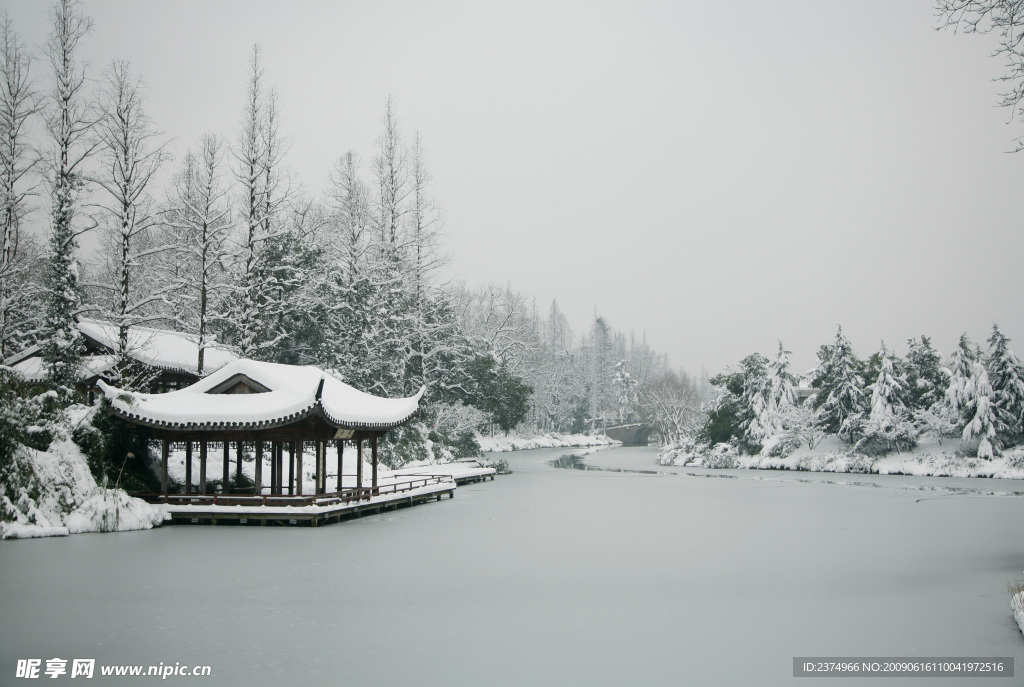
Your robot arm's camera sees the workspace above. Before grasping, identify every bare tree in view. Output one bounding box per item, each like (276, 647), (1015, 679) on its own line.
(229, 44), (290, 358)
(88, 60), (168, 386)
(42, 0), (96, 392)
(0, 13), (42, 358)
(938, 0), (1024, 148)
(165, 134), (232, 374)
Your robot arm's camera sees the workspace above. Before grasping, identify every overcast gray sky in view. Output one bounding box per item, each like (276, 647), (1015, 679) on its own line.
(5, 0), (1022, 375)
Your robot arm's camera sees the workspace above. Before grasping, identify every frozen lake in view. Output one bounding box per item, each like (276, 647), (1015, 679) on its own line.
(1, 445), (1022, 686)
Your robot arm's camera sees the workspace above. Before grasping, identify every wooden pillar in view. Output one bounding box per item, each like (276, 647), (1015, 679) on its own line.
(295, 438), (304, 496)
(199, 440), (208, 495)
(336, 441), (343, 492)
(356, 440), (363, 492)
(313, 440), (321, 495)
(222, 441), (230, 490)
(160, 440), (169, 496)
(185, 442), (192, 494)
(273, 442), (281, 495)
(236, 441), (243, 487)
(288, 442), (295, 496)
(371, 435), (379, 495)
(254, 441), (263, 494)
(275, 443), (282, 495)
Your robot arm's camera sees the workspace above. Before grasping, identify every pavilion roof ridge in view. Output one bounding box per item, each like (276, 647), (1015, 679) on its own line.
(97, 360), (424, 433)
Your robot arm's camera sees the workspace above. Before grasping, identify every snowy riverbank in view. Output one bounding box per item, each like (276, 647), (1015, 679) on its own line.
(476, 431), (613, 453)
(658, 436), (1024, 479)
(0, 408), (166, 540)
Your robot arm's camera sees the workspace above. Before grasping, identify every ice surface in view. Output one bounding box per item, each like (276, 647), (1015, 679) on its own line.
(1, 446), (1021, 687)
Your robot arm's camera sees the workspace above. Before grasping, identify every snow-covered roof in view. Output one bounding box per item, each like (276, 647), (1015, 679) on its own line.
(99, 359), (425, 432)
(9, 353), (117, 383)
(78, 319), (237, 376)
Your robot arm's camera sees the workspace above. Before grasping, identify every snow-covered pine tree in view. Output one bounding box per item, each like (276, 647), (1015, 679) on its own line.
(768, 340), (796, 424)
(739, 352), (773, 451)
(816, 325), (865, 438)
(0, 15), (42, 360)
(962, 359), (999, 459)
(869, 342), (905, 422)
(905, 335), (946, 411)
(88, 61), (168, 387)
(944, 333), (977, 425)
(985, 324), (1024, 442)
(861, 341), (916, 453)
(41, 0), (95, 394)
(613, 359), (639, 422)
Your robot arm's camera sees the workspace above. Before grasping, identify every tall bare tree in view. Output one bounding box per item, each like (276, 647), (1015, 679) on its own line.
(165, 134), (232, 374)
(88, 61), (168, 386)
(0, 13), (42, 359)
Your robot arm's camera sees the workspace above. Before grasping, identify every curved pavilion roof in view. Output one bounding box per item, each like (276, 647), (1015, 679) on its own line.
(98, 359), (425, 432)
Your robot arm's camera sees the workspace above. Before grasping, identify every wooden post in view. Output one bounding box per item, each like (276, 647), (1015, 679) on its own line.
(255, 441), (263, 494)
(336, 441), (343, 492)
(184, 442), (192, 494)
(313, 440), (321, 495)
(236, 441), (243, 487)
(295, 439), (304, 496)
(275, 443), (282, 495)
(288, 442), (295, 496)
(161, 439), (169, 496)
(371, 435), (378, 495)
(356, 439), (363, 492)
(199, 440), (208, 495)
(222, 441), (230, 490)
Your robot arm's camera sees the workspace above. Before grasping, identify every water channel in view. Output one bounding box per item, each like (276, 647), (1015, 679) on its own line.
(1, 445), (1021, 686)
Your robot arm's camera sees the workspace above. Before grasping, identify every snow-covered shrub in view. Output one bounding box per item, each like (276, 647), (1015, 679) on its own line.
(480, 458), (512, 475)
(701, 442), (740, 469)
(657, 437), (701, 466)
(71, 400), (160, 493)
(427, 402), (485, 460)
(1010, 574), (1024, 638)
(378, 422), (432, 468)
(760, 433), (799, 458)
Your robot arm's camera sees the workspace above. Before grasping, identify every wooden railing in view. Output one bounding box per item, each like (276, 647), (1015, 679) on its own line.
(140, 475), (452, 508)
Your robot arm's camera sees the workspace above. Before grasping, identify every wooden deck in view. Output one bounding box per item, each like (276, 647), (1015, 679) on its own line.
(141, 475), (456, 527)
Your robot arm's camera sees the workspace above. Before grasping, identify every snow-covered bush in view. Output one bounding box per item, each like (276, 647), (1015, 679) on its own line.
(699, 442), (741, 469)
(1010, 574), (1024, 638)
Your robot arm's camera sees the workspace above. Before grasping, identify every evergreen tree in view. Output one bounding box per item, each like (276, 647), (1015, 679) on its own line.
(944, 333), (978, 424)
(962, 359), (999, 459)
(905, 335), (946, 410)
(739, 352), (772, 451)
(816, 326), (865, 436)
(768, 340), (796, 422)
(869, 342), (905, 422)
(41, 0), (94, 394)
(985, 324), (1024, 442)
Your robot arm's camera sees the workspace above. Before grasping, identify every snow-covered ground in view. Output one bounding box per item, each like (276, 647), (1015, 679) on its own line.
(476, 430), (613, 452)
(659, 436), (1024, 479)
(2, 445), (1020, 687)
(0, 407), (166, 540)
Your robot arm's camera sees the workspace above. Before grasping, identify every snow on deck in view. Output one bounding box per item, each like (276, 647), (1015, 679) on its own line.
(388, 461), (497, 483)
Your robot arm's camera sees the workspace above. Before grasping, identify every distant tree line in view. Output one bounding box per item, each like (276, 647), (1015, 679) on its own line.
(703, 325), (1024, 459)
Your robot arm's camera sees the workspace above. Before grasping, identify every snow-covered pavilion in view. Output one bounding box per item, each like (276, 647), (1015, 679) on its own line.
(5, 318), (237, 394)
(99, 359), (426, 503)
